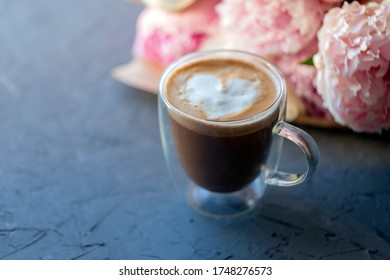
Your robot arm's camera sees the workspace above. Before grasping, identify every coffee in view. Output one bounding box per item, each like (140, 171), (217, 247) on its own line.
(164, 58), (279, 193)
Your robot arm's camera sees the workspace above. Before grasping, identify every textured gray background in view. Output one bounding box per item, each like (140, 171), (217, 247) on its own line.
(0, 0), (389, 260)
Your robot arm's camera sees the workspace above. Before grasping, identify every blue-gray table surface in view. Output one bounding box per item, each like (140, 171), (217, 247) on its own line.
(0, 0), (389, 260)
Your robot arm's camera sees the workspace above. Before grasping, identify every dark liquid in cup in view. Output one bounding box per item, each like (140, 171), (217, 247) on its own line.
(165, 59), (279, 193)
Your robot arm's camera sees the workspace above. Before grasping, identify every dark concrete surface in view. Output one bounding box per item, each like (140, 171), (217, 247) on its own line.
(0, 0), (389, 260)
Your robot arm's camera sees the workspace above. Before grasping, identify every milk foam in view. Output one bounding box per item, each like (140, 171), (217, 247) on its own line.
(184, 73), (260, 119)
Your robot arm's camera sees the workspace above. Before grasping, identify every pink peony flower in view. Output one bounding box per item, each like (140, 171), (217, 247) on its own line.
(132, 0), (220, 67)
(314, 1), (390, 132)
(215, 0), (324, 55)
(275, 40), (331, 118)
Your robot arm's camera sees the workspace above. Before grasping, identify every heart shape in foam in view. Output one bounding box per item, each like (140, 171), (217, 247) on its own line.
(185, 73), (259, 119)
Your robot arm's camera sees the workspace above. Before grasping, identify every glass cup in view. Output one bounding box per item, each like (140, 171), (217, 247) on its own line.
(158, 50), (320, 218)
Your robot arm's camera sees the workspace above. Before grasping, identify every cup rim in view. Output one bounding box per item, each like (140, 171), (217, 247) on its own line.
(159, 49), (286, 125)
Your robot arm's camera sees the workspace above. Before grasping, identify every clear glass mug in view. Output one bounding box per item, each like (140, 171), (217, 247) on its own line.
(158, 50), (320, 218)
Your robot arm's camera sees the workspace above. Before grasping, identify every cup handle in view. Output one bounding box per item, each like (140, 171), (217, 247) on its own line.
(264, 121), (320, 187)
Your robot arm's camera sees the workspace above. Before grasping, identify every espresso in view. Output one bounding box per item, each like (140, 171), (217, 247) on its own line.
(165, 59), (279, 193)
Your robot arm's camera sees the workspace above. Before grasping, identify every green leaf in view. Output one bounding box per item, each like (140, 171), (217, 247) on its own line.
(301, 56), (314, 66)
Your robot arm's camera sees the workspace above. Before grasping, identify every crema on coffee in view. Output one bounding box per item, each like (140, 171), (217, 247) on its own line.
(167, 59), (277, 120)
